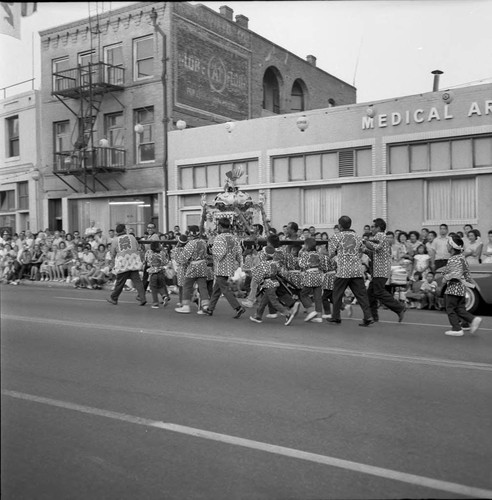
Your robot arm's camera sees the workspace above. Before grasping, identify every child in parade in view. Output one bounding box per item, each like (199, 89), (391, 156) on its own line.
(298, 237), (324, 323)
(440, 234), (482, 336)
(145, 241), (171, 309)
(249, 246), (295, 326)
(170, 234), (188, 307)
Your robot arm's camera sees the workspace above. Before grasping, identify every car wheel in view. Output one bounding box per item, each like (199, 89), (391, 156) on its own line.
(465, 287), (481, 314)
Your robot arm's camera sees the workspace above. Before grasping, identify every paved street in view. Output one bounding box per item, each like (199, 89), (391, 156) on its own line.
(1, 284), (492, 499)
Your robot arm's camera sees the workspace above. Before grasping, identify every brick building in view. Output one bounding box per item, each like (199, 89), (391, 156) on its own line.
(168, 83), (492, 234)
(38, 1), (355, 234)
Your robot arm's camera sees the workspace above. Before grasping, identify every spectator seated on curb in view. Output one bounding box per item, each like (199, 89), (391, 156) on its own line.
(405, 272), (425, 309)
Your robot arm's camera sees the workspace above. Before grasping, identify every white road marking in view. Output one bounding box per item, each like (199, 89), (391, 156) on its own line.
(2, 314), (492, 372)
(2, 389), (491, 499)
(52, 296), (492, 331)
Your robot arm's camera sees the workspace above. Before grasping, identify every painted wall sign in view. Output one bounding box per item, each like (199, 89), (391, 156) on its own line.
(362, 100), (492, 130)
(175, 21), (250, 120)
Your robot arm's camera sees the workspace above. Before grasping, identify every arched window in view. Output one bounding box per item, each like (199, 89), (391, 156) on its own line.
(290, 79), (305, 112)
(263, 67), (280, 114)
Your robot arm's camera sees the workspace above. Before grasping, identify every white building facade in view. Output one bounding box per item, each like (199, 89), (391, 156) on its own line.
(167, 83), (492, 234)
(0, 90), (42, 234)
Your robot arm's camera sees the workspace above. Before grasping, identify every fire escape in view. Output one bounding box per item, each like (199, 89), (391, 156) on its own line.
(51, 5), (127, 194)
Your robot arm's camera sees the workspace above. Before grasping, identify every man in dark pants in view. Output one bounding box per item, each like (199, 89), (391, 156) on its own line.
(327, 215), (374, 327)
(107, 224), (146, 306)
(364, 218), (406, 322)
(203, 218), (245, 318)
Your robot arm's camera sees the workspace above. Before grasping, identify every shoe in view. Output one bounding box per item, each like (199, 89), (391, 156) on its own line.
(327, 318), (341, 324)
(470, 317), (482, 334)
(234, 306), (246, 319)
(345, 304), (353, 317)
(202, 308), (213, 316)
(445, 329), (464, 336)
(358, 319), (375, 327)
(106, 298), (117, 305)
(197, 308), (208, 315)
(285, 313), (294, 326)
(398, 307), (406, 323)
(242, 299), (254, 308)
(322, 314), (332, 319)
(310, 317), (323, 323)
(175, 304), (191, 313)
(162, 296), (170, 307)
(304, 311), (318, 322)
(139, 301), (147, 306)
(266, 313), (278, 319)
(290, 301), (301, 319)
(151, 304), (159, 309)
(249, 316), (263, 323)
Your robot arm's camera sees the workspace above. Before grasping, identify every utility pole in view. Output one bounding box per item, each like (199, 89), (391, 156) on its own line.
(150, 6), (169, 232)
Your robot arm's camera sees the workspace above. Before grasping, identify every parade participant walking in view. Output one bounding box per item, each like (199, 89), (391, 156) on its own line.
(327, 215), (374, 327)
(106, 224), (146, 306)
(249, 246), (295, 325)
(298, 237), (324, 323)
(441, 234), (482, 336)
(203, 218), (245, 318)
(145, 241), (170, 309)
(175, 225), (210, 314)
(142, 222), (161, 295)
(364, 218), (406, 322)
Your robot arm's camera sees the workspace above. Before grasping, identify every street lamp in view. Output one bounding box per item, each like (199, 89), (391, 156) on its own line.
(150, 6), (169, 232)
(296, 116), (309, 132)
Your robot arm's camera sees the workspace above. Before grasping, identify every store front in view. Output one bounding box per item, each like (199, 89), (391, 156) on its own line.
(67, 194), (159, 236)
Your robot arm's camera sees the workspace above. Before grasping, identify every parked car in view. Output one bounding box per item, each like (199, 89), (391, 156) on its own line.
(436, 263), (492, 313)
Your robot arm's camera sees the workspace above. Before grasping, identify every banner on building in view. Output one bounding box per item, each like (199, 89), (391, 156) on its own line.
(1, 3), (37, 39)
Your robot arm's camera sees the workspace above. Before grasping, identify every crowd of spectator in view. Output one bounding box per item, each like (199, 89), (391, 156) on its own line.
(1, 221), (490, 314)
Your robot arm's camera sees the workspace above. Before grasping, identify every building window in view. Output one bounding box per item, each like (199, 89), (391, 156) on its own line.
(54, 121), (71, 171)
(290, 80), (305, 112)
(303, 187), (341, 226)
(78, 50), (96, 87)
(52, 56), (70, 92)
(104, 112), (124, 166)
(179, 160), (258, 190)
(272, 148), (371, 182)
(78, 116), (96, 151)
(104, 43), (124, 85)
(426, 177), (476, 222)
(133, 35), (154, 81)
(6, 115), (19, 158)
(0, 190), (15, 211)
(18, 182), (29, 210)
(338, 150), (354, 177)
(262, 67), (280, 114)
(389, 135), (492, 173)
(134, 107), (154, 163)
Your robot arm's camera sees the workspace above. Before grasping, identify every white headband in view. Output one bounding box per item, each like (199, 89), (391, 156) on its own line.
(448, 237), (463, 251)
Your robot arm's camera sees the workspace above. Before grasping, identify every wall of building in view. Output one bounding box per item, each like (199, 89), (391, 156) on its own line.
(168, 83), (492, 235)
(0, 90), (41, 232)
